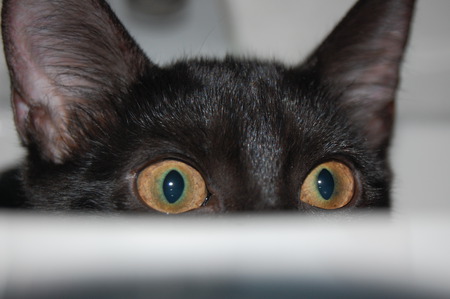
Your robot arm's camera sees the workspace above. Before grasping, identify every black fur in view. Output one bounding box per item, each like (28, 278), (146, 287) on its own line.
(0, 0), (415, 213)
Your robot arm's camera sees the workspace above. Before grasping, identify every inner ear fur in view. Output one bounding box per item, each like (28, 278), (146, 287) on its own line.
(2, 0), (153, 163)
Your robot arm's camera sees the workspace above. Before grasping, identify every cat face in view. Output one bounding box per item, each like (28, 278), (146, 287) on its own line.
(1, 0), (415, 213)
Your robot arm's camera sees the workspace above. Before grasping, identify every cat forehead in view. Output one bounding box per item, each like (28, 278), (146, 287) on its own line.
(127, 59), (351, 154)
(149, 58), (323, 109)
(127, 58), (339, 135)
(167, 58), (286, 88)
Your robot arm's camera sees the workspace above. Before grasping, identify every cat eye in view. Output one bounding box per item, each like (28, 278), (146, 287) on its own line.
(300, 161), (355, 209)
(137, 160), (208, 214)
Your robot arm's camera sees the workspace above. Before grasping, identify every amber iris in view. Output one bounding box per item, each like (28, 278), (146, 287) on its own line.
(137, 160), (207, 214)
(300, 161), (355, 209)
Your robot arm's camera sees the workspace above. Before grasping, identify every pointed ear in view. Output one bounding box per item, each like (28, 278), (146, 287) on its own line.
(302, 0), (415, 150)
(2, 0), (153, 163)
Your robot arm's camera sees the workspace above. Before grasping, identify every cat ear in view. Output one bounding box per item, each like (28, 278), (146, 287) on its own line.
(302, 0), (415, 150)
(2, 0), (153, 163)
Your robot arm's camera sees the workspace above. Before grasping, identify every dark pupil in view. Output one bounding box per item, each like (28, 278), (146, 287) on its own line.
(317, 169), (335, 200)
(163, 170), (185, 204)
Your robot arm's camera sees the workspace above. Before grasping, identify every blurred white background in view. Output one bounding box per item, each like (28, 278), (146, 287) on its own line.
(0, 1), (449, 296)
(1, 0), (449, 213)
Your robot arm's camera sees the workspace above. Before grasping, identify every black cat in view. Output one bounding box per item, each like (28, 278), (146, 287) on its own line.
(0, 0), (415, 213)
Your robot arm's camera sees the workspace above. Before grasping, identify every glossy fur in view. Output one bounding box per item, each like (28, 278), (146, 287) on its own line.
(0, 0), (415, 213)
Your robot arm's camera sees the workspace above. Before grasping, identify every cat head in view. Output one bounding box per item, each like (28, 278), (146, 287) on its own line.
(1, 0), (415, 213)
